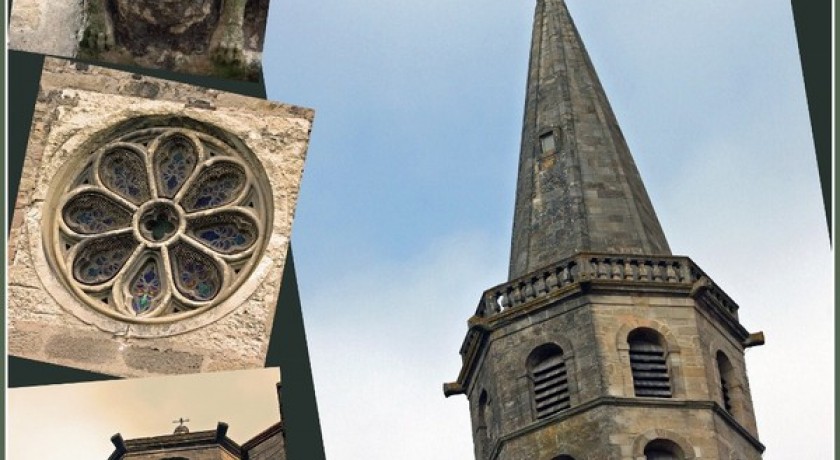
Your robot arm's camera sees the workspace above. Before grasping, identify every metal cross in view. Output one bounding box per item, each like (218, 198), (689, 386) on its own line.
(173, 417), (190, 426)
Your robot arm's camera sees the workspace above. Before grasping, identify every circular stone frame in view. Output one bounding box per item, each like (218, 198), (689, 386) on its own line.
(39, 117), (275, 334)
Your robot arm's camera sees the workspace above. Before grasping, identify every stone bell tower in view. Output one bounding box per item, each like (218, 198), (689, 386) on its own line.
(444, 1), (766, 459)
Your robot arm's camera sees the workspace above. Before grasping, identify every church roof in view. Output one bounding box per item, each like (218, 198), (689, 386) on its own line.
(108, 423), (241, 459)
(509, 0), (670, 280)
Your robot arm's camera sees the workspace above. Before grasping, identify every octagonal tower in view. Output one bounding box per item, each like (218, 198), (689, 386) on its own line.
(445, 2), (765, 459)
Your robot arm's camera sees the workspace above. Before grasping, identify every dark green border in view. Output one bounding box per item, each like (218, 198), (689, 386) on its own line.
(790, 0), (833, 241)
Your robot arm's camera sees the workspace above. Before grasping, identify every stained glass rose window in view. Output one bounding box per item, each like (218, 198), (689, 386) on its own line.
(50, 125), (271, 322)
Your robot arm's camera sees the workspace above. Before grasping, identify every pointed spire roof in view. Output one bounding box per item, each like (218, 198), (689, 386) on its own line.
(509, 0), (671, 280)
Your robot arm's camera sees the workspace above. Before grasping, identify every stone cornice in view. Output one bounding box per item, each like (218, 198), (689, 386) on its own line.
(109, 423), (241, 459)
(484, 397), (765, 459)
(444, 252), (753, 397)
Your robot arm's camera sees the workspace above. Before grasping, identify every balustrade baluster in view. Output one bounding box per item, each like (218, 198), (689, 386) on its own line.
(482, 293), (498, 316)
(666, 263), (677, 282)
(680, 262), (692, 283)
(597, 259), (609, 279)
(511, 284), (523, 306)
(639, 262), (650, 281)
(652, 262), (663, 281)
(611, 260), (623, 279)
(624, 260), (635, 281)
(546, 269), (558, 291)
(569, 262), (579, 283)
(523, 280), (535, 300)
(535, 274), (547, 295)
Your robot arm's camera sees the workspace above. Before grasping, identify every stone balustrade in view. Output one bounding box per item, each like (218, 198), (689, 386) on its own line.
(475, 253), (739, 319)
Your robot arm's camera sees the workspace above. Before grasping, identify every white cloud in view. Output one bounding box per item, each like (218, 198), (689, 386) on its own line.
(304, 232), (507, 460)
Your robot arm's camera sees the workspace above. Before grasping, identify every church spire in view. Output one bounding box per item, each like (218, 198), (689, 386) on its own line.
(509, 0), (670, 280)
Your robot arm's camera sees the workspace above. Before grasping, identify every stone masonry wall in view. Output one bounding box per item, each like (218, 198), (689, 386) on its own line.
(467, 289), (763, 459)
(245, 430), (286, 460)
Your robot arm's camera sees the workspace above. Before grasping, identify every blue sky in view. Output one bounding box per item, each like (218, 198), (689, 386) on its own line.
(263, 1), (832, 458)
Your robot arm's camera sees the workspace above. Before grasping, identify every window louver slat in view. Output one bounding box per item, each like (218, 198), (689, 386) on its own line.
(534, 365), (566, 381)
(536, 400), (571, 413)
(534, 377), (568, 393)
(629, 339), (672, 398)
(532, 356), (565, 373)
(535, 393), (571, 407)
(530, 347), (571, 419)
(721, 375), (732, 412)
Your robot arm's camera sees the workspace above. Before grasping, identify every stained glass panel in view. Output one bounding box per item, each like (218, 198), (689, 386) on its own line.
(154, 134), (198, 198)
(129, 260), (163, 314)
(63, 192), (133, 234)
(169, 242), (222, 301)
(73, 234), (137, 285)
(182, 162), (246, 211)
(99, 147), (151, 204)
(188, 211), (257, 254)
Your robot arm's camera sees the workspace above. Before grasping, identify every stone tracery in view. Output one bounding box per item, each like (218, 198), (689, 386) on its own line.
(52, 125), (269, 322)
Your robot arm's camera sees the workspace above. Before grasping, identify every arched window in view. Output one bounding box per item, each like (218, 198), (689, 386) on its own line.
(551, 456), (576, 460)
(527, 344), (571, 419)
(476, 390), (490, 454)
(644, 439), (684, 460)
(716, 351), (735, 413)
(628, 328), (672, 398)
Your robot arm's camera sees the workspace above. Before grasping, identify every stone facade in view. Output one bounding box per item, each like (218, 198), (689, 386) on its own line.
(8, 0), (267, 81)
(110, 422), (285, 460)
(8, 58), (313, 378)
(446, 1), (764, 459)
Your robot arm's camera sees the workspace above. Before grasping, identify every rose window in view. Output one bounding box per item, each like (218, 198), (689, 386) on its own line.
(50, 125), (271, 322)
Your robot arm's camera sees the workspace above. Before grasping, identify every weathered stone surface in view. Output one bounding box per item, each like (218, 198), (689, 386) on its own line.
(114, 0), (215, 32)
(8, 0), (267, 81)
(8, 0), (82, 56)
(508, 0), (670, 280)
(124, 347), (204, 375)
(8, 58), (313, 378)
(45, 335), (120, 364)
(244, 425), (286, 460)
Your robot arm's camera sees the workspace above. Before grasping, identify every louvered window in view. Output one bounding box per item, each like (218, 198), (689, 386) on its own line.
(477, 390), (490, 456)
(719, 373), (731, 411)
(528, 345), (571, 419)
(628, 330), (672, 398)
(716, 352), (734, 413)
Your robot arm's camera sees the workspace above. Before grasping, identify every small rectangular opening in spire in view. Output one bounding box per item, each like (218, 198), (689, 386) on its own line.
(539, 131), (557, 156)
